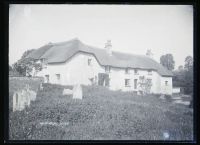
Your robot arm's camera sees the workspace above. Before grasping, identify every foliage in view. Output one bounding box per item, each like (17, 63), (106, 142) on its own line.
(12, 49), (42, 76)
(13, 58), (42, 77)
(178, 65), (183, 71)
(184, 56), (193, 71)
(9, 84), (193, 140)
(172, 56), (193, 95)
(160, 54), (175, 71)
(138, 76), (152, 95)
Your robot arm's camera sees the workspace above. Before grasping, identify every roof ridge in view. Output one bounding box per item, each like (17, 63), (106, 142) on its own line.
(82, 41), (150, 58)
(52, 38), (80, 46)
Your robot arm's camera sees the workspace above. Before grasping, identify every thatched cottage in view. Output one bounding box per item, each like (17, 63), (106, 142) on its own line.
(27, 38), (173, 95)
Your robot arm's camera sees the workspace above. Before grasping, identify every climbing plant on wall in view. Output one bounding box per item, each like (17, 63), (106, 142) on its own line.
(138, 76), (152, 95)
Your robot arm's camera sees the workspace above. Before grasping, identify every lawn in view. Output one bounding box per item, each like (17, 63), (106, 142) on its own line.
(9, 83), (193, 140)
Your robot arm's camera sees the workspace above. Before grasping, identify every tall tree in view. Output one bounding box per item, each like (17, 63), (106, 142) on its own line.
(172, 55), (193, 95)
(184, 56), (193, 94)
(13, 49), (42, 76)
(160, 54), (175, 71)
(184, 56), (193, 71)
(178, 65), (183, 71)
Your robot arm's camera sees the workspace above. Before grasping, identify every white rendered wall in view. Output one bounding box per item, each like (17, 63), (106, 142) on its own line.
(36, 52), (172, 95)
(160, 76), (173, 95)
(37, 52), (105, 86)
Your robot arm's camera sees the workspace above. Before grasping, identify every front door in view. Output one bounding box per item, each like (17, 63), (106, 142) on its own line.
(98, 73), (109, 87)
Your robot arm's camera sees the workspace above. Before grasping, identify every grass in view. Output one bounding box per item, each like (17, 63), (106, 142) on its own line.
(9, 83), (193, 140)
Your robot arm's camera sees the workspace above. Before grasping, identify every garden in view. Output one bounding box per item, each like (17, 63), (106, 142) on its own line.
(9, 82), (193, 140)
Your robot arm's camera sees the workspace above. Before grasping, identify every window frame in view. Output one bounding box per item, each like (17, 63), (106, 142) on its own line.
(56, 74), (61, 81)
(134, 69), (138, 75)
(125, 68), (130, 74)
(105, 66), (111, 73)
(88, 58), (92, 66)
(134, 79), (138, 89)
(148, 70), (152, 75)
(147, 78), (152, 85)
(125, 79), (131, 87)
(165, 81), (168, 86)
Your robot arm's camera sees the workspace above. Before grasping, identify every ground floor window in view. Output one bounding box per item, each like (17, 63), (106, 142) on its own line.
(125, 79), (130, 87)
(56, 74), (60, 81)
(134, 79), (137, 89)
(147, 79), (152, 84)
(98, 73), (109, 87)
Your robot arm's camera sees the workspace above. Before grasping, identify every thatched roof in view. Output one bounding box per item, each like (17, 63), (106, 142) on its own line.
(27, 38), (173, 77)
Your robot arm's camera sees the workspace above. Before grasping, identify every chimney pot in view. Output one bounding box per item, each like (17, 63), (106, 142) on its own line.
(105, 40), (112, 56)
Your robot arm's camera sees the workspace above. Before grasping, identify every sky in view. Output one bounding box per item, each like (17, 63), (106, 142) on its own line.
(9, 4), (193, 69)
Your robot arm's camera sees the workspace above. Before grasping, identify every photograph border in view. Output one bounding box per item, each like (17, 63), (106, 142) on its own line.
(2, 0), (199, 144)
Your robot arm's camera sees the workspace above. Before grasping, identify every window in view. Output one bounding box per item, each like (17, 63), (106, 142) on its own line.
(148, 70), (152, 75)
(88, 58), (92, 66)
(147, 79), (152, 85)
(125, 68), (130, 74)
(56, 74), (60, 81)
(45, 75), (49, 83)
(125, 79), (130, 87)
(165, 81), (168, 86)
(105, 66), (110, 73)
(134, 69), (138, 75)
(41, 58), (45, 63)
(134, 79), (137, 89)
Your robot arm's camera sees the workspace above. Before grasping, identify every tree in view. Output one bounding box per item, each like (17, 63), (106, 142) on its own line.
(13, 49), (42, 76)
(160, 54), (175, 71)
(178, 65), (183, 71)
(172, 56), (193, 95)
(184, 56), (193, 95)
(184, 56), (193, 71)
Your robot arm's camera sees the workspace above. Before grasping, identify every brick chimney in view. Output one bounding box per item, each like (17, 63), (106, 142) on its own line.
(105, 40), (112, 56)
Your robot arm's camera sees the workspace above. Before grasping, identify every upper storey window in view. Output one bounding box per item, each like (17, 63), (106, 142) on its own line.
(134, 69), (138, 75)
(105, 66), (110, 73)
(148, 70), (152, 75)
(125, 68), (130, 74)
(88, 58), (92, 66)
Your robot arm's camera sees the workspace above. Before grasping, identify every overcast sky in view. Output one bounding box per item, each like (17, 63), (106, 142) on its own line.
(9, 4), (193, 69)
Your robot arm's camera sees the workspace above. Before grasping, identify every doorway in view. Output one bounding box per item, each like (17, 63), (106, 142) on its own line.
(98, 73), (110, 87)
